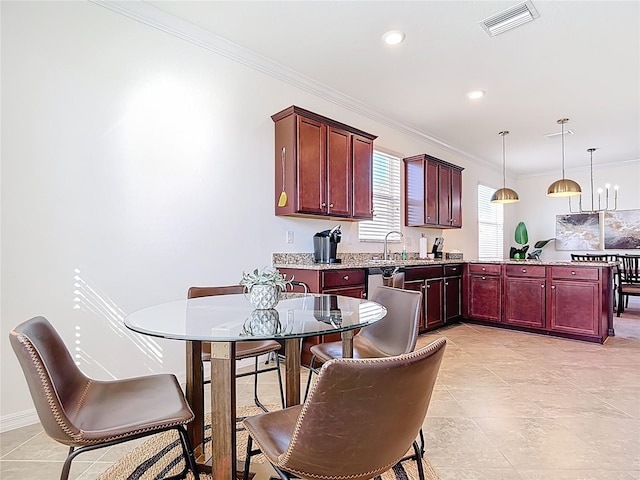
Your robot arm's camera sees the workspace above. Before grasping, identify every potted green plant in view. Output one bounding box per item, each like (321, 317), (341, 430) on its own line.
(240, 267), (293, 309)
(509, 221), (554, 260)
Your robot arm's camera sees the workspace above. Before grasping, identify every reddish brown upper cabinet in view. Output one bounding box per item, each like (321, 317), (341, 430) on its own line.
(272, 106), (376, 220)
(403, 154), (463, 228)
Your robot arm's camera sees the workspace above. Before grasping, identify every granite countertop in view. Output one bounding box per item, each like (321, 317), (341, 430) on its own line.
(272, 253), (615, 270)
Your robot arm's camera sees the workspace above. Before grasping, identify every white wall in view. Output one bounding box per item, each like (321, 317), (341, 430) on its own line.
(1, 1), (511, 429)
(515, 160), (640, 260)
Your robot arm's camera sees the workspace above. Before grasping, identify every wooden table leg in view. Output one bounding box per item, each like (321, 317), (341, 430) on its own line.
(284, 338), (301, 407)
(341, 329), (354, 358)
(210, 341), (237, 480)
(185, 340), (204, 456)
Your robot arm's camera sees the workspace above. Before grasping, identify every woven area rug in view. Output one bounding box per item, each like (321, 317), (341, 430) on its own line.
(97, 405), (441, 480)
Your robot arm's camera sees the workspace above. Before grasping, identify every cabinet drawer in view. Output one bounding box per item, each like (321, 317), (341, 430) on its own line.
(552, 266), (599, 281)
(505, 264), (546, 278)
(468, 264), (501, 275)
(322, 269), (365, 288)
(444, 264), (463, 277)
(405, 266), (442, 281)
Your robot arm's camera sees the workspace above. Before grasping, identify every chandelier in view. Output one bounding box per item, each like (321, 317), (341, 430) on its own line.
(569, 148), (619, 213)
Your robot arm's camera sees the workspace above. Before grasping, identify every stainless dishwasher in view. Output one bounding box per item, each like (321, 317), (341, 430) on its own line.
(366, 266), (404, 298)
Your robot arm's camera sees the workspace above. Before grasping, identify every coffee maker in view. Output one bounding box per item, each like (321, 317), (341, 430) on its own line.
(313, 225), (341, 264)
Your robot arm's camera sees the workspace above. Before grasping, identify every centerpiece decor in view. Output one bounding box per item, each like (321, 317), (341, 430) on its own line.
(240, 267), (292, 310)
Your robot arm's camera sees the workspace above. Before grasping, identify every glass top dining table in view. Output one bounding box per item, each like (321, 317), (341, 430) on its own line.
(125, 292), (387, 480)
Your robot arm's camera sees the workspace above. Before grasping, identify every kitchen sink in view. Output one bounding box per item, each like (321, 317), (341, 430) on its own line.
(365, 259), (397, 265)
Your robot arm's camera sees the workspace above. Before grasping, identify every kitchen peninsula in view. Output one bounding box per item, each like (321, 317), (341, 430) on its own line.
(274, 253), (615, 350)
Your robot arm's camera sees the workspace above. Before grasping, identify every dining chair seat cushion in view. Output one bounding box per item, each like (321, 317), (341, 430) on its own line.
(620, 284), (640, 295)
(243, 405), (302, 461)
(69, 374), (194, 444)
(236, 340), (281, 360)
(310, 335), (391, 363)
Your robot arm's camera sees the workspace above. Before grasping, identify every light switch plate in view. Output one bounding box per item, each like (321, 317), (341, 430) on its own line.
(286, 231), (294, 243)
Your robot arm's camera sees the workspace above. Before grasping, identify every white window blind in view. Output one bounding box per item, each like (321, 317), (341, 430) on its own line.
(478, 184), (504, 260)
(358, 151), (401, 242)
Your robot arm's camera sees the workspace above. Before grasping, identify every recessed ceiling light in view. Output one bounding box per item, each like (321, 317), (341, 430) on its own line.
(382, 30), (405, 46)
(467, 90), (486, 100)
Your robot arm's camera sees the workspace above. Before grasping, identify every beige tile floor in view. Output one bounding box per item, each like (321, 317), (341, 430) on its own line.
(2, 302), (640, 480)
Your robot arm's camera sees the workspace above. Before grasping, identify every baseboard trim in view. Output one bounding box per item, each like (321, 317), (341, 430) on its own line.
(0, 409), (39, 433)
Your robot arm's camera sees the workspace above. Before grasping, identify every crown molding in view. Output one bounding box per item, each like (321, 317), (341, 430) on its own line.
(91, 0), (492, 170)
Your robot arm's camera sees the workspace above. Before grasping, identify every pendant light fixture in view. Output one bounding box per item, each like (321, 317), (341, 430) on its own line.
(569, 148), (619, 213)
(547, 118), (582, 197)
(491, 130), (520, 203)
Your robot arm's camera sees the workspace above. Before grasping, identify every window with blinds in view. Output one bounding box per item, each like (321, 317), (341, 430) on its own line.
(478, 184), (504, 259)
(358, 151), (401, 242)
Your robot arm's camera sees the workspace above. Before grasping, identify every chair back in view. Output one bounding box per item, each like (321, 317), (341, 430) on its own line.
(358, 286), (422, 356)
(571, 253), (618, 262)
(9, 316), (88, 445)
(280, 338), (446, 480)
(188, 285), (245, 299)
(188, 286), (245, 355)
(618, 255), (640, 284)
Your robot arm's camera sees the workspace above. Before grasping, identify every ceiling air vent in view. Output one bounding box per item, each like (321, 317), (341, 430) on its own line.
(480, 0), (540, 37)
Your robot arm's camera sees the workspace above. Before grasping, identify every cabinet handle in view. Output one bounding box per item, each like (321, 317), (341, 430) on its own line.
(571, 271), (576, 275)
(321, 202), (326, 208)
(329, 203), (334, 208)
(522, 269), (527, 273)
(451, 267), (457, 271)
(427, 216), (431, 220)
(445, 281), (449, 286)
(481, 276), (486, 280)
(343, 275), (349, 281)
(425, 284), (430, 289)
(541, 284), (545, 288)
(361, 292), (366, 298)
(482, 267), (486, 271)
(551, 285), (556, 289)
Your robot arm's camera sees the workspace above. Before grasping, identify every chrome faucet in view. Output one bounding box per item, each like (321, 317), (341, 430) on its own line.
(383, 231), (404, 260)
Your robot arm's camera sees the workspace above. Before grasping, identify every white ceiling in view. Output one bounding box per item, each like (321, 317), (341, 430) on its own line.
(137, 0), (639, 176)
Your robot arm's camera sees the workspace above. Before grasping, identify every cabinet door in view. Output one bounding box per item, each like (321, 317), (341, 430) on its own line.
(425, 160), (439, 226)
(351, 134), (373, 220)
(438, 164), (452, 227)
(468, 274), (501, 321)
(504, 277), (546, 327)
(403, 280), (426, 331)
(550, 280), (599, 336)
(404, 158), (425, 226)
(297, 116), (327, 215)
(326, 126), (351, 217)
(425, 279), (444, 329)
(450, 168), (462, 227)
(444, 276), (462, 322)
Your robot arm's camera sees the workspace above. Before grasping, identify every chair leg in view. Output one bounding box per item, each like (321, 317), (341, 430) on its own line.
(412, 440), (426, 480)
(60, 446), (75, 480)
(176, 425), (200, 480)
(252, 356), (268, 412)
(303, 355), (317, 402)
(243, 435), (253, 480)
(618, 288), (624, 317)
(275, 353), (285, 409)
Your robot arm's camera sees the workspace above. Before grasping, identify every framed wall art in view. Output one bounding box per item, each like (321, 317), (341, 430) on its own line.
(555, 213), (600, 250)
(604, 210), (640, 249)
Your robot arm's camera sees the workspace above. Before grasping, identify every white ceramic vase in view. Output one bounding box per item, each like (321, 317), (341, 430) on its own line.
(248, 284), (280, 310)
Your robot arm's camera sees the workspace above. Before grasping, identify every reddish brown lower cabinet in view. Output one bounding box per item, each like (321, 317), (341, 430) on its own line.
(404, 264), (461, 332)
(465, 265), (501, 322)
(463, 262), (614, 343)
(549, 266), (601, 336)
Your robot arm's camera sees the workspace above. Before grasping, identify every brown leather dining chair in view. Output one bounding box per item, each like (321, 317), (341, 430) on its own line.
(303, 285), (423, 456)
(188, 285), (285, 411)
(304, 285), (422, 398)
(242, 338), (446, 480)
(9, 316), (199, 480)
